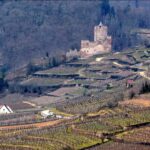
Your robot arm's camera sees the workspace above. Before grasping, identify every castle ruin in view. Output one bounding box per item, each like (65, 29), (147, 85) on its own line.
(66, 22), (112, 59)
(80, 22), (112, 56)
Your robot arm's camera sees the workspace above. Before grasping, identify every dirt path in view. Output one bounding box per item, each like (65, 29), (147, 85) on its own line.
(78, 68), (86, 77)
(23, 101), (37, 107)
(95, 57), (105, 62)
(139, 71), (150, 80)
(113, 61), (124, 67)
(0, 119), (64, 130)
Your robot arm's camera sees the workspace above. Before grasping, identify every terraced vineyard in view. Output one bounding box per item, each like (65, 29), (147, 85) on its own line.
(8, 47), (150, 112)
(20, 77), (65, 87)
(1, 47), (150, 149)
(0, 105), (150, 149)
(76, 121), (113, 132)
(87, 142), (150, 150)
(34, 66), (81, 76)
(117, 127), (150, 144)
(101, 109), (150, 127)
(0, 126), (102, 150)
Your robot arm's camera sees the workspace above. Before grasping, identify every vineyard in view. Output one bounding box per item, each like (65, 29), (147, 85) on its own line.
(34, 66), (81, 76)
(0, 126), (102, 150)
(117, 126), (150, 144)
(0, 47), (150, 149)
(87, 142), (150, 150)
(0, 104), (149, 149)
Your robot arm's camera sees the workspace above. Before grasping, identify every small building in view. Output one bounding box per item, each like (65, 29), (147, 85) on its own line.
(126, 80), (134, 88)
(0, 105), (13, 115)
(41, 110), (54, 118)
(106, 83), (113, 90)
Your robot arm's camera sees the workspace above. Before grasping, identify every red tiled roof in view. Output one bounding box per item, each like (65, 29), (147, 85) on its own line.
(127, 79), (134, 84)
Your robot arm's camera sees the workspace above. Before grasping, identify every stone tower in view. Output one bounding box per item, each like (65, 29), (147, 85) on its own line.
(94, 22), (108, 42)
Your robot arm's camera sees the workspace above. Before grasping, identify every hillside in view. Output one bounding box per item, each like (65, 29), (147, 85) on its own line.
(0, 0), (150, 69)
(0, 46), (149, 149)
(0, 0), (101, 68)
(0, 1), (150, 149)
(3, 46), (150, 113)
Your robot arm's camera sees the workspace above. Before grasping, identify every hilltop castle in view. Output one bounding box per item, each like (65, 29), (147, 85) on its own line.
(80, 22), (112, 56)
(66, 22), (112, 58)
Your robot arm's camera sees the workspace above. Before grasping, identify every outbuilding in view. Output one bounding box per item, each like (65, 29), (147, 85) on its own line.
(0, 105), (13, 115)
(41, 110), (54, 118)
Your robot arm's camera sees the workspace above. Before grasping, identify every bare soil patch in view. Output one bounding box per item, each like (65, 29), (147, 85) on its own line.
(119, 99), (150, 108)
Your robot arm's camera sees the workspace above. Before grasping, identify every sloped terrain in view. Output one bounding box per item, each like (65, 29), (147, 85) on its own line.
(6, 47), (150, 113)
(0, 0), (150, 68)
(0, 47), (150, 149)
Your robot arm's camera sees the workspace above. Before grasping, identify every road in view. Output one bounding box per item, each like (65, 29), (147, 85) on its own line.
(139, 71), (150, 80)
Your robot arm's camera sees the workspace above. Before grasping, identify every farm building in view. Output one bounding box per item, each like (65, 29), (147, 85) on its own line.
(0, 105), (13, 115)
(126, 79), (134, 88)
(41, 110), (54, 118)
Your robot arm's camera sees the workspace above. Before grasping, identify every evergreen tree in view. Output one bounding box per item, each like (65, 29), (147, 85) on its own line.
(46, 52), (49, 58)
(51, 57), (57, 67)
(100, 0), (110, 17)
(0, 71), (7, 92)
(110, 6), (115, 18)
(135, 0), (139, 8)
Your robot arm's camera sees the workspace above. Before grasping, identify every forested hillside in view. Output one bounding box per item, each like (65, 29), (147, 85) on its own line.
(0, 0), (149, 68)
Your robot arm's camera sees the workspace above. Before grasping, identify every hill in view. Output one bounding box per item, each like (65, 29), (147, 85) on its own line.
(0, 46), (149, 149)
(4, 46), (150, 113)
(0, 0), (150, 69)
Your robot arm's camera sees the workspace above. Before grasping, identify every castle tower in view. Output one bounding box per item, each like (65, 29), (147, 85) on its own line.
(94, 22), (108, 42)
(80, 22), (112, 57)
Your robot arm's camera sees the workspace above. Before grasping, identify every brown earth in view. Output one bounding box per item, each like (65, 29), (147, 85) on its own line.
(0, 119), (64, 130)
(119, 99), (150, 108)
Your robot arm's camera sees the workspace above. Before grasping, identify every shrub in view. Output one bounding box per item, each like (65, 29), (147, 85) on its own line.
(139, 81), (150, 94)
(128, 90), (136, 99)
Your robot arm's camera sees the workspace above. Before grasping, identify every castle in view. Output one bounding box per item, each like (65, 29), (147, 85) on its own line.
(66, 22), (112, 58)
(80, 22), (112, 56)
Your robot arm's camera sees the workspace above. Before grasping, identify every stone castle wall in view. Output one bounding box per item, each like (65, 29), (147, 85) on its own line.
(66, 49), (80, 58)
(81, 40), (98, 49)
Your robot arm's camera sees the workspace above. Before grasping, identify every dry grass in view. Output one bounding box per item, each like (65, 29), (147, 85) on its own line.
(48, 87), (84, 97)
(119, 99), (150, 107)
(30, 96), (63, 106)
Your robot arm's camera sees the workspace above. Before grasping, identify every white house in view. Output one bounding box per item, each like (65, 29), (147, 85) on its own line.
(41, 110), (54, 118)
(0, 105), (13, 115)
